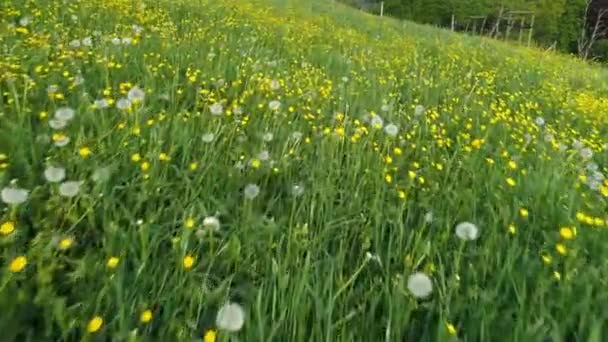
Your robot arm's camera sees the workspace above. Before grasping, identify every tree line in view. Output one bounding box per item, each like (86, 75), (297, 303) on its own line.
(342, 0), (608, 61)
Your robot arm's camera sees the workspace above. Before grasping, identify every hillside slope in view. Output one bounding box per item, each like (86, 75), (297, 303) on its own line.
(2, 0), (608, 340)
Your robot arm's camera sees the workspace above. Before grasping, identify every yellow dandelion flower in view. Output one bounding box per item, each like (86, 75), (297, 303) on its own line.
(393, 147), (402, 155)
(508, 160), (517, 170)
(9, 256), (27, 273)
(58, 237), (73, 250)
(183, 255), (195, 269)
(519, 208), (528, 218)
(107, 256), (120, 269)
(251, 159), (261, 169)
(553, 271), (561, 281)
(131, 153), (142, 162)
(541, 253), (552, 265)
(204, 329), (217, 342)
(559, 227), (575, 240)
(189, 162), (198, 171)
(446, 322), (457, 335)
(140, 309), (153, 323)
(507, 224), (516, 235)
(87, 316), (103, 333)
(1, 221), (16, 236)
(555, 243), (567, 256)
(398, 190), (407, 199)
(185, 218), (195, 229)
(385, 174), (392, 183)
(408, 170), (416, 180)
(159, 153), (171, 162)
(141, 162), (151, 171)
(79, 147), (91, 158)
(506, 178), (516, 187)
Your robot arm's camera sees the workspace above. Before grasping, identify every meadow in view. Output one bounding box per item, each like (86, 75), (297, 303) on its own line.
(2, 0), (608, 340)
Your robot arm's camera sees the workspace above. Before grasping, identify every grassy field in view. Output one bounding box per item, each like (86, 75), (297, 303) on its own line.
(2, 0), (608, 340)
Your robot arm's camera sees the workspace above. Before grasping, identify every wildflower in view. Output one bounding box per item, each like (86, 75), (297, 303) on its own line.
(414, 104), (425, 116)
(216, 302), (245, 332)
(446, 322), (457, 335)
(270, 79), (281, 90)
(209, 103), (223, 115)
(384, 123), (399, 137)
(370, 115), (384, 129)
(262, 132), (274, 142)
(406, 272), (433, 298)
(1, 221), (15, 236)
(107, 257), (120, 268)
(540, 253), (552, 265)
(19, 16), (31, 26)
(204, 329), (217, 342)
(82, 37), (93, 47)
(159, 153), (171, 162)
(55, 107), (75, 121)
(87, 316), (103, 333)
(1, 187), (29, 205)
(116, 98), (132, 110)
(455, 221), (479, 241)
(58, 181), (83, 197)
(44, 166), (66, 183)
(79, 147), (92, 158)
(556, 243), (567, 256)
(8, 256), (27, 273)
(189, 162), (198, 171)
(258, 150), (270, 161)
(572, 140), (583, 150)
(131, 153), (142, 162)
(268, 100), (281, 111)
(424, 212), (433, 223)
(122, 37), (133, 45)
(244, 184), (260, 200)
(111, 37), (121, 45)
(506, 178), (516, 187)
(93, 99), (110, 109)
(53, 134), (71, 147)
(381, 104), (391, 112)
(127, 86), (145, 102)
(291, 184), (305, 197)
(580, 148), (593, 159)
(183, 255), (195, 269)
(185, 218), (195, 229)
(291, 131), (303, 141)
(58, 237), (73, 250)
(203, 216), (221, 231)
(534, 116), (545, 126)
(519, 208), (529, 218)
(140, 310), (153, 323)
(69, 39), (81, 48)
(49, 118), (68, 129)
(92, 167), (111, 183)
(202, 133), (215, 143)
(559, 227), (575, 240)
(508, 224), (516, 235)
(140, 162), (150, 171)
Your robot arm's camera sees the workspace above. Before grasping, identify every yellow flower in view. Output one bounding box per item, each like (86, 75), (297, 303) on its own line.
(131, 153), (142, 162)
(79, 147), (91, 158)
(446, 322), (457, 335)
(506, 178), (516, 187)
(183, 255), (195, 269)
(398, 190), (406, 199)
(159, 153), (171, 161)
(519, 208), (529, 218)
(87, 316), (103, 333)
(559, 227), (575, 240)
(204, 329), (217, 342)
(107, 256), (120, 269)
(393, 147), (402, 155)
(384, 174), (392, 183)
(507, 224), (516, 235)
(408, 170), (416, 180)
(185, 218), (195, 229)
(58, 237), (73, 250)
(508, 160), (517, 170)
(541, 253), (552, 265)
(9, 256), (27, 272)
(189, 162), (198, 171)
(140, 309), (153, 323)
(141, 161), (151, 171)
(1, 221), (16, 236)
(555, 243), (567, 256)
(251, 159), (261, 169)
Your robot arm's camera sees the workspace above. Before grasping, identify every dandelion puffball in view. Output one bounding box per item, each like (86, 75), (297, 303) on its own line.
(216, 302), (245, 332)
(244, 183), (260, 200)
(203, 216), (220, 231)
(455, 221), (479, 241)
(1, 187), (29, 205)
(44, 166), (66, 183)
(58, 181), (83, 197)
(407, 272), (433, 298)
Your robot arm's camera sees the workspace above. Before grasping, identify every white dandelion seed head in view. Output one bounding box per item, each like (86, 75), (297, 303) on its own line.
(424, 212), (434, 223)
(587, 162), (599, 172)
(269, 79), (280, 90)
(370, 115), (384, 129)
(209, 103), (223, 116)
(216, 302), (245, 332)
(455, 221), (479, 241)
(234, 161), (245, 170)
(1, 187), (29, 205)
(258, 150), (270, 161)
(54, 136), (70, 147)
(262, 132), (274, 142)
(73, 75), (85, 86)
(534, 116), (545, 126)
(19, 16), (31, 26)
(342, 76), (349, 83)
(384, 123), (399, 137)
(70, 15), (78, 22)
(291, 131), (303, 141)
(572, 140), (584, 150)
(111, 37), (121, 45)
(207, 51), (216, 59)
(47, 85), (59, 94)
(381, 104), (390, 112)
(55, 107), (75, 121)
(94, 99), (110, 109)
(233, 106), (243, 116)
(81, 37), (93, 47)
(580, 147), (593, 159)
(127, 86), (145, 102)
(203, 216), (220, 232)
(588, 179), (602, 191)
(591, 171), (604, 182)
(44, 166), (66, 183)
(291, 183), (305, 196)
(68, 39), (81, 48)
(244, 183), (260, 200)
(132, 24), (144, 34)
(414, 105), (425, 116)
(122, 37), (132, 45)
(92, 167), (111, 183)
(116, 98), (132, 110)
(268, 100), (281, 111)
(49, 118), (68, 130)
(58, 181), (83, 197)
(202, 133), (215, 143)
(407, 272), (433, 298)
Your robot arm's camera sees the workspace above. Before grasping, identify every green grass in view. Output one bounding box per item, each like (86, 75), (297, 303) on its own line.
(2, 0), (608, 340)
